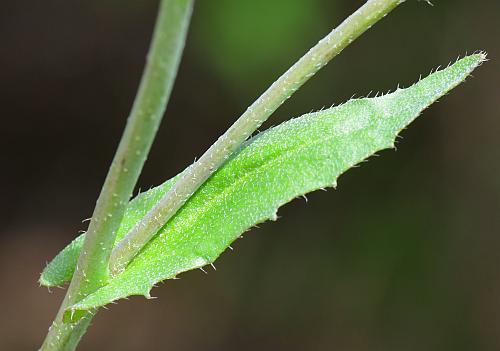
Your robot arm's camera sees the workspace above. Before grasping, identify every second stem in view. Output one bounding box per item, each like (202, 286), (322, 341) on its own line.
(109, 0), (406, 274)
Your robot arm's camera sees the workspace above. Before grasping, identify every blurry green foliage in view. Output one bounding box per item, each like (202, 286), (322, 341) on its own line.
(194, 0), (329, 92)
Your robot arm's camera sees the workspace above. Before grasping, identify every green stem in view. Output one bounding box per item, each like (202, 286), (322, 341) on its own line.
(109, 0), (406, 274)
(40, 0), (194, 349)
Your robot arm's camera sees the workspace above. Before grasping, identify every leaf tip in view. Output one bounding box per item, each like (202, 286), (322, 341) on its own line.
(39, 266), (61, 288)
(454, 51), (488, 74)
(475, 50), (488, 61)
(38, 275), (53, 288)
(467, 51), (488, 67)
(39, 268), (49, 285)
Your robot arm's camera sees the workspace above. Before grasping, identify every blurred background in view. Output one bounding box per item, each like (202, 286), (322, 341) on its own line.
(1, 0), (499, 350)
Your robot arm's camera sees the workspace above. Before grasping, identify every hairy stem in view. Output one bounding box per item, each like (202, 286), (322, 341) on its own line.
(109, 0), (406, 274)
(40, 0), (194, 349)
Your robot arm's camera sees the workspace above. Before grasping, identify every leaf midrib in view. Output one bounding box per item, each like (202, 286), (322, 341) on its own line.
(137, 113), (378, 261)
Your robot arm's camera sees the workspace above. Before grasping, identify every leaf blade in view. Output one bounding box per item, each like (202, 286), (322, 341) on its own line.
(41, 54), (486, 316)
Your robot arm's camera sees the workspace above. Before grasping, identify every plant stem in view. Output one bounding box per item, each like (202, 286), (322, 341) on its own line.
(40, 0), (194, 350)
(109, 0), (406, 274)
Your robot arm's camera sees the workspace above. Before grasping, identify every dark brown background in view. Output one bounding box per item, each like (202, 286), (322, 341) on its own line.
(1, 0), (499, 350)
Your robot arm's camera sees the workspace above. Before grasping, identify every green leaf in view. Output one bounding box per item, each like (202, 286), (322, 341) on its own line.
(41, 54), (485, 318)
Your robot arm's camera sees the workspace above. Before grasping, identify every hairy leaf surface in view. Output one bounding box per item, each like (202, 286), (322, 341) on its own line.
(40, 54), (485, 318)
